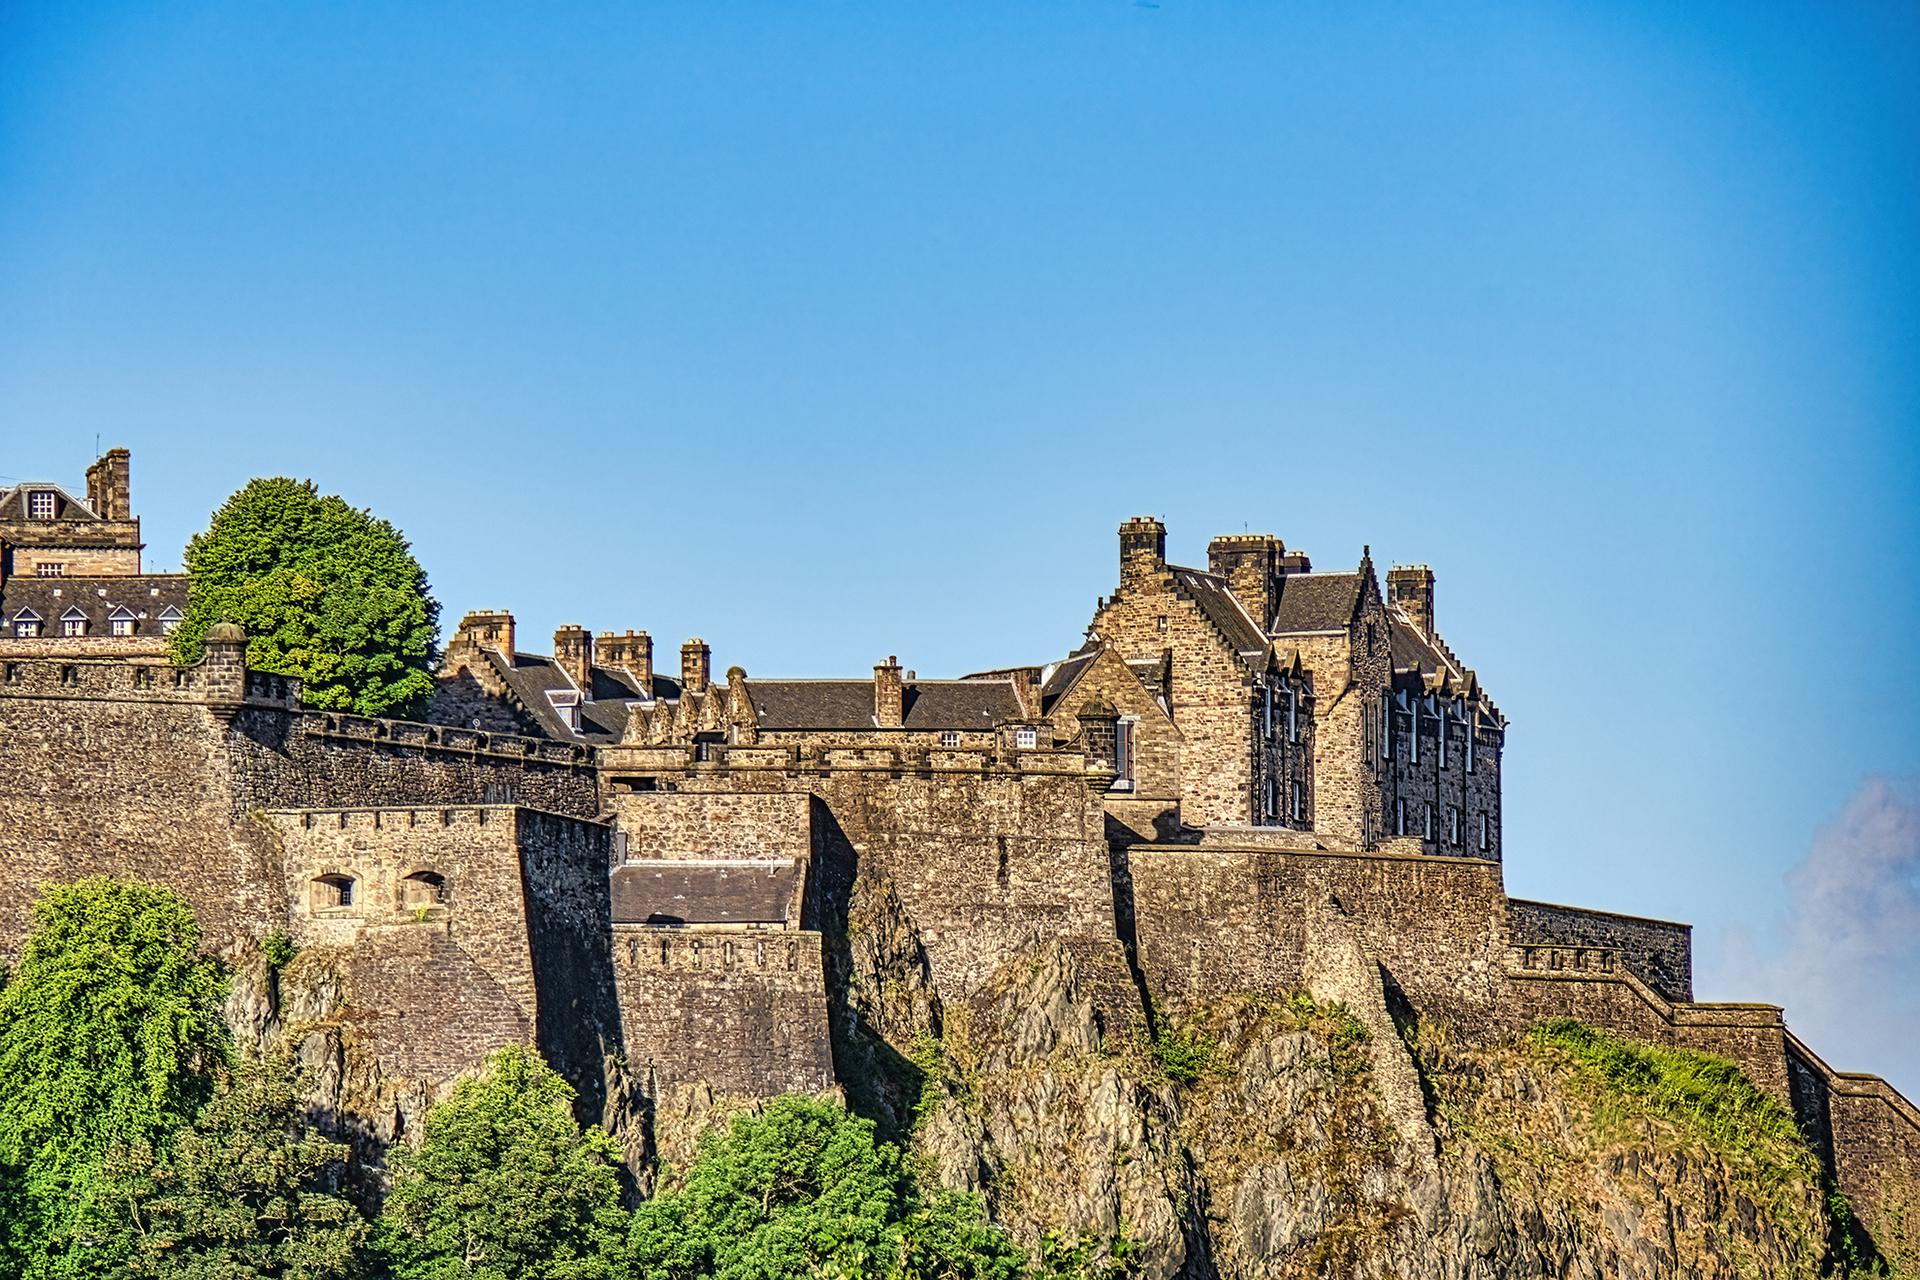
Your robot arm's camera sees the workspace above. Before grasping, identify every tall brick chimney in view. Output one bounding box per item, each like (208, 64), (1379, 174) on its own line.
(554, 625), (593, 689)
(874, 656), (904, 728)
(1388, 565), (1436, 637)
(681, 638), (711, 694)
(1119, 516), (1166, 586)
(1207, 533), (1284, 632)
(85, 448), (131, 521)
(598, 630), (654, 696)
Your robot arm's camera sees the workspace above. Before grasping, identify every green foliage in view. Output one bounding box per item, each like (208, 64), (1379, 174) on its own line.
(82, 1055), (368, 1279)
(1030, 1231), (1136, 1280)
(0, 878), (231, 1277)
(260, 929), (298, 970)
(172, 477), (440, 719)
(1148, 1024), (1219, 1086)
(375, 1044), (627, 1280)
(626, 1094), (1024, 1280)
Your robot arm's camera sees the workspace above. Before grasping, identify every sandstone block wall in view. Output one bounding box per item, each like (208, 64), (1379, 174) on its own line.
(1131, 844), (1510, 1026)
(611, 925), (834, 1099)
(1508, 899), (1693, 1001)
(607, 789), (811, 864)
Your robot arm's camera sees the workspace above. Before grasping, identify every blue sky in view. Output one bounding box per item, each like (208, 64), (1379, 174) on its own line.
(3, 3), (1916, 1088)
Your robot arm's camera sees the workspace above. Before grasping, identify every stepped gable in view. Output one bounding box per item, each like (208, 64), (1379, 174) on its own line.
(1168, 566), (1270, 657)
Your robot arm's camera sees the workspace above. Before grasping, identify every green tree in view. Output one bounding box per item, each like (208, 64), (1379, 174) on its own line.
(626, 1094), (1023, 1280)
(375, 1045), (627, 1280)
(172, 477), (440, 718)
(0, 879), (230, 1278)
(83, 1055), (369, 1279)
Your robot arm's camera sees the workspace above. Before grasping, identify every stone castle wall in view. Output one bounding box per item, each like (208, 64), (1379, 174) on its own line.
(1508, 899), (1693, 1001)
(611, 926), (834, 1098)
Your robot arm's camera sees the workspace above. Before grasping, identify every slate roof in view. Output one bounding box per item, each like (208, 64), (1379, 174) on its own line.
(1038, 650), (1098, 714)
(1389, 612), (1463, 682)
(1170, 567), (1270, 655)
(0, 483), (99, 523)
(0, 575), (185, 631)
(747, 678), (1022, 731)
(609, 859), (801, 926)
(1269, 572), (1362, 634)
(483, 651), (632, 743)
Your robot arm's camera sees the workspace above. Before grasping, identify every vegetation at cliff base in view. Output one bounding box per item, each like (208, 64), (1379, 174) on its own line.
(628, 1094), (1022, 1280)
(0, 878), (231, 1277)
(376, 1045), (628, 1280)
(172, 477), (440, 719)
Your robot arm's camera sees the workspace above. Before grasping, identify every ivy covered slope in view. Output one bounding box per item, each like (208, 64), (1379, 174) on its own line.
(821, 873), (1903, 1280)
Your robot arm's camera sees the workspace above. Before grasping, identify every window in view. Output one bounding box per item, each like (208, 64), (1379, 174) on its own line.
(313, 874), (355, 910)
(12, 618), (39, 639)
(1112, 719), (1134, 791)
(939, 730), (961, 748)
(111, 616), (134, 637)
(27, 490), (55, 520)
(1437, 704), (1449, 769)
(402, 871), (449, 909)
(1394, 797), (1406, 836)
(1015, 726), (1038, 749)
(1366, 622), (1376, 653)
(1156, 615), (1168, 632)
(158, 606), (182, 635)
(1286, 687), (1299, 742)
(1263, 686), (1273, 738)
(1478, 813), (1491, 853)
(1410, 702), (1421, 764)
(1380, 701), (1391, 760)
(35, 563), (64, 577)
(1264, 776), (1277, 819)
(1448, 806), (1461, 846)
(1422, 802), (1433, 840)
(60, 611), (86, 638)
(1466, 712), (1477, 774)
(1290, 780), (1304, 821)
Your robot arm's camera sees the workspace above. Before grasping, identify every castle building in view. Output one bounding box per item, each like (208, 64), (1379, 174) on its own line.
(0, 454), (1911, 1243)
(0, 450), (186, 654)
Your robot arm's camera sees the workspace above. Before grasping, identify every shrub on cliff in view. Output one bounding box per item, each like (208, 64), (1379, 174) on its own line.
(82, 1055), (368, 1279)
(626, 1094), (1023, 1280)
(0, 878), (230, 1278)
(172, 477), (440, 719)
(375, 1044), (628, 1280)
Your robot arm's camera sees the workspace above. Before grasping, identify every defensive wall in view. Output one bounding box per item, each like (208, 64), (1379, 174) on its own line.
(1508, 898), (1693, 1001)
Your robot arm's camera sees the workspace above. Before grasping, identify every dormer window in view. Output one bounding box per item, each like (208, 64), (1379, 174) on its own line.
(59, 607), (87, 638)
(12, 610), (41, 639)
(158, 606), (182, 635)
(545, 689), (582, 733)
(109, 607), (137, 637)
(35, 563), (64, 577)
(28, 490), (55, 520)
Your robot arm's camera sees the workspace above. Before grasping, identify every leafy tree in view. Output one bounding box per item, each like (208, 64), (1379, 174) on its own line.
(626, 1094), (1023, 1280)
(0, 879), (230, 1278)
(82, 1055), (368, 1279)
(172, 477), (440, 718)
(375, 1045), (627, 1280)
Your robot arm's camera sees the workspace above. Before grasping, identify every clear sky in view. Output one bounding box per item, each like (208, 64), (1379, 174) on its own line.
(3, 3), (1916, 1089)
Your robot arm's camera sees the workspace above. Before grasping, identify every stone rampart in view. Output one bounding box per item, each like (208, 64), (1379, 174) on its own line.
(1508, 898), (1693, 1001)
(611, 925), (834, 1099)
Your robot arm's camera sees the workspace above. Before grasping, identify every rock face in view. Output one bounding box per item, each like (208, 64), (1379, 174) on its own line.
(909, 940), (1842, 1280)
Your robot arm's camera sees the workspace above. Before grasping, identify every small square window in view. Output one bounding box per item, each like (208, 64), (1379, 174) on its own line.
(1015, 726), (1038, 749)
(61, 618), (86, 638)
(13, 621), (38, 639)
(27, 491), (56, 519)
(35, 563), (64, 578)
(1156, 615), (1168, 632)
(110, 617), (135, 637)
(939, 731), (961, 748)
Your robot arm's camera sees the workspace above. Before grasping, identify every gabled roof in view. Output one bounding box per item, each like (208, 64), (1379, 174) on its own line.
(1170, 567), (1270, 655)
(609, 859), (800, 926)
(1270, 572), (1363, 635)
(746, 677), (1023, 732)
(482, 650), (632, 743)
(0, 483), (100, 523)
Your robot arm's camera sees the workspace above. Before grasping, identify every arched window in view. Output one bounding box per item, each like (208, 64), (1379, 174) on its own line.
(401, 871), (448, 909)
(312, 874), (356, 911)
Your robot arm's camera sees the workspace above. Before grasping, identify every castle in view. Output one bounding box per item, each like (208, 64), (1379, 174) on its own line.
(1, 450), (1914, 1240)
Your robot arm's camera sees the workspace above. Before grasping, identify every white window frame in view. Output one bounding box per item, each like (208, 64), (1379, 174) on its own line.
(1286, 686), (1298, 742)
(35, 563), (64, 578)
(158, 606), (182, 635)
(60, 610), (87, 638)
(1014, 726), (1038, 750)
(1111, 718), (1136, 791)
(1264, 775), (1277, 819)
(27, 490), (55, 520)
(939, 730), (961, 748)
(110, 615), (136, 637)
(1479, 812), (1491, 852)
(1448, 805), (1461, 845)
(1290, 779), (1304, 822)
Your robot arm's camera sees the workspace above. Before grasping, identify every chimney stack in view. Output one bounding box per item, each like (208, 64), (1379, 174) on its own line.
(681, 639), (711, 694)
(1119, 516), (1167, 586)
(85, 448), (131, 522)
(554, 625), (593, 690)
(1207, 533), (1285, 632)
(458, 610), (516, 659)
(1387, 565), (1436, 637)
(598, 630), (654, 696)
(874, 656), (904, 728)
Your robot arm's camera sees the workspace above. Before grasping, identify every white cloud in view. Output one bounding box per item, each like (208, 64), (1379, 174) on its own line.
(1701, 777), (1920, 1099)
